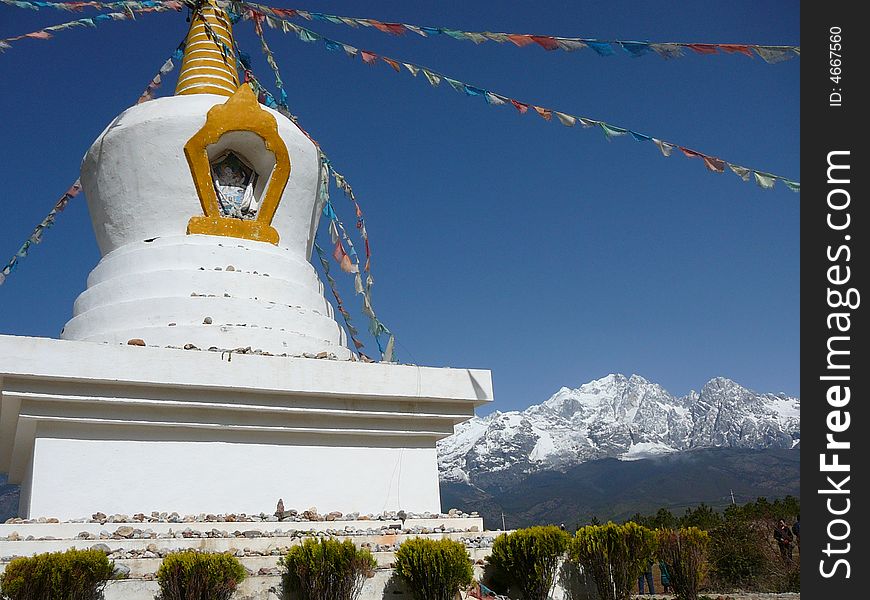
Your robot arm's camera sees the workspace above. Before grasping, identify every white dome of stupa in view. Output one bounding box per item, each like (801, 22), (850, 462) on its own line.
(61, 2), (351, 359)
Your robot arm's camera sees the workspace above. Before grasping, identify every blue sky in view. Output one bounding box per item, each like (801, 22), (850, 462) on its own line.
(0, 1), (800, 413)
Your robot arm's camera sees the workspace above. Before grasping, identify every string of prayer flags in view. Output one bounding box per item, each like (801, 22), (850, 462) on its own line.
(136, 41), (183, 104)
(314, 167), (367, 351)
(234, 1), (799, 64)
(314, 241), (366, 351)
(3, 0), (801, 64)
(251, 10), (289, 110)
(0, 181), (81, 286)
(264, 20), (798, 192)
(0, 1), (179, 51)
(315, 157), (396, 362)
(323, 161), (372, 273)
(0, 0), (183, 12)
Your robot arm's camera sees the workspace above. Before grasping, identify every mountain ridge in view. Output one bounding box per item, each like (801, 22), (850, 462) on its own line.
(438, 374), (799, 487)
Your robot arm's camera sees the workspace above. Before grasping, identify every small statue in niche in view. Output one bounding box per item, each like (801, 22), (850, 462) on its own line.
(211, 152), (259, 220)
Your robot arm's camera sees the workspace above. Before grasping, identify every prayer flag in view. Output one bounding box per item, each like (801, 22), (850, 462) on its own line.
(382, 57), (401, 72)
(653, 138), (675, 157)
(728, 164), (752, 180)
(485, 92), (508, 105)
(754, 46), (795, 63)
(422, 69), (441, 86)
(556, 38), (587, 51)
(754, 171), (776, 189)
(649, 43), (684, 59)
(510, 99), (529, 114)
(687, 44), (718, 55)
(619, 41), (651, 56)
(585, 41), (615, 56)
(533, 106), (552, 120)
(702, 155), (726, 173)
(555, 112), (576, 126)
(531, 35), (559, 50)
(507, 34), (534, 47)
(718, 44), (753, 57)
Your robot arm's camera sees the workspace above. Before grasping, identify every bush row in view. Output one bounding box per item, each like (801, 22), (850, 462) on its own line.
(489, 524), (709, 600)
(1, 525), (710, 600)
(629, 497), (800, 592)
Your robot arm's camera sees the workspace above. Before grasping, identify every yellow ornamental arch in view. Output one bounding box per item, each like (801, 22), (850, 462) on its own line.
(184, 84), (291, 245)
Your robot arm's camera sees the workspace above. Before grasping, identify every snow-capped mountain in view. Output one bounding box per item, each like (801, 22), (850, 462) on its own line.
(437, 374), (800, 483)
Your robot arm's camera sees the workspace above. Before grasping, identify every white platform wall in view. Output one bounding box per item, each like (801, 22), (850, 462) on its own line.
(29, 438), (439, 519)
(0, 335), (492, 520)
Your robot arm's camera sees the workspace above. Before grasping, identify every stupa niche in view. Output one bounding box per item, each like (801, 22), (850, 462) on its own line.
(0, 1), (491, 521)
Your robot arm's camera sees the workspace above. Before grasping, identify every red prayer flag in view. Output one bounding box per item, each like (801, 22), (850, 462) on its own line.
(272, 9), (298, 18)
(360, 50), (378, 64)
(252, 12), (265, 34)
(687, 44), (718, 55)
(26, 31), (53, 40)
(718, 44), (754, 57)
(702, 156), (726, 173)
(510, 99), (529, 114)
(382, 57), (402, 72)
(679, 146), (703, 159)
(369, 20), (406, 35)
(383, 23), (407, 35)
(531, 35), (559, 50)
(507, 34), (535, 47)
(333, 240), (345, 263)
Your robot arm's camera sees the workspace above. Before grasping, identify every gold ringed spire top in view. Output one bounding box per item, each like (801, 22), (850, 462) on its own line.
(175, 0), (240, 97)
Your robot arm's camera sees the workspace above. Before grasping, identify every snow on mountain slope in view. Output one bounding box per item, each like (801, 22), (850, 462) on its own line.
(437, 374), (800, 483)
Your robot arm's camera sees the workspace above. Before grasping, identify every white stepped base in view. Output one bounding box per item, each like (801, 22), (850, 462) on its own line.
(62, 235), (352, 359)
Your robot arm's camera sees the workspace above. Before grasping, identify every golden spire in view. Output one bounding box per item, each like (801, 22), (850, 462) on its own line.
(175, 0), (240, 97)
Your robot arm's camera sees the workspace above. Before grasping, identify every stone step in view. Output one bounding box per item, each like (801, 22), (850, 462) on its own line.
(0, 516), (482, 539)
(0, 530), (497, 561)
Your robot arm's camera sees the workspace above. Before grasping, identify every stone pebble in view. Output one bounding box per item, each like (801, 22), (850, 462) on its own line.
(4, 508), (478, 526)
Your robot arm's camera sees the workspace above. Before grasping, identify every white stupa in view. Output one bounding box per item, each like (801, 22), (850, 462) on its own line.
(0, 2), (491, 520)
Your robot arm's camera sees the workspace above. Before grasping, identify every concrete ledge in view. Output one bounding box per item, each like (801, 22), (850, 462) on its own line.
(0, 335), (494, 403)
(0, 517), (484, 539)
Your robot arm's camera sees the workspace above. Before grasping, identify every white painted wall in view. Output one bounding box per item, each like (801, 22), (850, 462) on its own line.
(26, 438), (440, 520)
(1, 336), (491, 521)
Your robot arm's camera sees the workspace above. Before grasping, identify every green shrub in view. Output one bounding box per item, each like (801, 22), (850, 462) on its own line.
(657, 528), (710, 600)
(279, 537), (376, 600)
(569, 522), (658, 600)
(489, 525), (570, 600)
(0, 548), (115, 600)
(394, 537), (474, 600)
(156, 551), (247, 600)
(708, 518), (766, 589)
